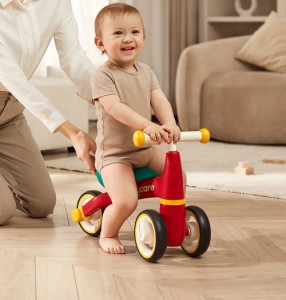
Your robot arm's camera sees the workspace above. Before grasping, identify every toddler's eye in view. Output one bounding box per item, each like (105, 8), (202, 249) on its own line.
(132, 30), (140, 34)
(114, 31), (123, 35)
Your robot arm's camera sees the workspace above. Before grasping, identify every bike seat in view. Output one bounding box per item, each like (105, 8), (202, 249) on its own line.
(96, 167), (157, 187)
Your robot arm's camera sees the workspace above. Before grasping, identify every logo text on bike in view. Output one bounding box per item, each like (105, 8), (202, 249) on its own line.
(138, 185), (154, 196)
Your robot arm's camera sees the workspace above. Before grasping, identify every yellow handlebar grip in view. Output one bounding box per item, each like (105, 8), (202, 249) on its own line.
(133, 130), (146, 147)
(200, 128), (210, 144)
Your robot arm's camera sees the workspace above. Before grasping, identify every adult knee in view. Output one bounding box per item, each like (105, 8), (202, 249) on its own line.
(0, 209), (16, 225)
(23, 188), (56, 218)
(0, 192), (16, 225)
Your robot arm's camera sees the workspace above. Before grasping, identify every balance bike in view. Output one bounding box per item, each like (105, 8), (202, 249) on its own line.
(71, 129), (211, 262)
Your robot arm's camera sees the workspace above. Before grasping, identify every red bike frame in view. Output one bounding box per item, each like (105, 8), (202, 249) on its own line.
(78, 150), (186, 246)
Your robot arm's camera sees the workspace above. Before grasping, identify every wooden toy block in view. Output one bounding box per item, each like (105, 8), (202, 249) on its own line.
(234, 162), (254, 175)
(262, 159), (285, 164)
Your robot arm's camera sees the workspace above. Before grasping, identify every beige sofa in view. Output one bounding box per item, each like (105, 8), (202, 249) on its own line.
(175, 36), (286, 145)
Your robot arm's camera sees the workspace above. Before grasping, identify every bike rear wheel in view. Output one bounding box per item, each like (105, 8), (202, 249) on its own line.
(181, 205), (211, 257)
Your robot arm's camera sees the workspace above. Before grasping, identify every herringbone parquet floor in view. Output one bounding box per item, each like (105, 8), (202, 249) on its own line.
(1, 167), (286, 300)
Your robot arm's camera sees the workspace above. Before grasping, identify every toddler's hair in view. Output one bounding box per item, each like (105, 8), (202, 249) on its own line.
(94, 3), (145, 38)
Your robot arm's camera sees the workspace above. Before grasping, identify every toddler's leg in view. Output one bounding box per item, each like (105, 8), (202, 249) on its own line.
(100, 163), (138, 254)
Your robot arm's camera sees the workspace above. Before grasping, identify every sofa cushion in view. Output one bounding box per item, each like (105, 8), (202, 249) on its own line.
(235, 11), (286, 73)
(201, 71), (286, 144)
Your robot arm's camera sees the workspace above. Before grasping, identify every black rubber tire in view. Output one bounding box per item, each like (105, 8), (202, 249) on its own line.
(134, 209), (167, 262)
(181, 205), (211, 257)
(77, 190), (104, 237)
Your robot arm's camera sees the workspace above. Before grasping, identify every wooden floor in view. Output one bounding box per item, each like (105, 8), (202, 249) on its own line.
(1, 167), (286, 300)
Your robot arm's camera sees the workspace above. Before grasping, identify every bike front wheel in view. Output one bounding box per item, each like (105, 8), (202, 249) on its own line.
(134, 209), (167, 262)
(76, 190), (104, 237)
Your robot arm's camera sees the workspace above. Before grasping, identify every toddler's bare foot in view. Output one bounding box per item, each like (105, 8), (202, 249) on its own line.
(99, 236), (126, 254)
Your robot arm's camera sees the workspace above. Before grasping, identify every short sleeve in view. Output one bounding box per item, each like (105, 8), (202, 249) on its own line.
(91, 68), (118, 101)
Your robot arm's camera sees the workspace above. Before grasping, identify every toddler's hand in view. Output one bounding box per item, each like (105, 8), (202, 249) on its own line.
(143, 122), (169, 144)
(162, 122), (181, 143)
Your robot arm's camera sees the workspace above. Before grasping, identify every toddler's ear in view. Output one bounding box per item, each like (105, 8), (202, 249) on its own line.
(94, 36), (105, 52)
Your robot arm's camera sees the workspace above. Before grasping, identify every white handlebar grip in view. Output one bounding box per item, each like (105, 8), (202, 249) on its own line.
(180, 128), (210, 143)
(133, 128), (210, 147)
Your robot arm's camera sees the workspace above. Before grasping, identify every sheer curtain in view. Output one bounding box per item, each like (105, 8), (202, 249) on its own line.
(168, 0), (198, 113)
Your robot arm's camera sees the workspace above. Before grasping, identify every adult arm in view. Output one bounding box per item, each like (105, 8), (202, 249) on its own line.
(53, 0), (97, 172)
(0, 44), (66, 132)
(0, 50), (96, 173)
(0, 0), (96, 173)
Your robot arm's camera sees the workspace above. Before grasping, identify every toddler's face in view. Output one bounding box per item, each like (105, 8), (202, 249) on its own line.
(98, 13), (145, 70)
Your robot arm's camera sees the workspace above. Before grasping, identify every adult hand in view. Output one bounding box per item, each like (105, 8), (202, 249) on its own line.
(56, 121), (96, 174)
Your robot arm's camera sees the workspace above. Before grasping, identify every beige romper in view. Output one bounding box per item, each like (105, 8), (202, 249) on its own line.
(91, 61), (160, 171)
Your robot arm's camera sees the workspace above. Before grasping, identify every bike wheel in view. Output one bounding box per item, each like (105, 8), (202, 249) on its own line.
(181, 205), (211, 257)
(77, 190), (104, 237)
(134, 209), (167, 262)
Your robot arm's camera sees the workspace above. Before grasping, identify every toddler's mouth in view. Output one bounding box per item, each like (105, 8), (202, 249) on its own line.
(121, 46), (135, 51)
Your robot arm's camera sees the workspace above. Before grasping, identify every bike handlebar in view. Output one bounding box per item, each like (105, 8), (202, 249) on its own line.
(133, 128), (210, 147)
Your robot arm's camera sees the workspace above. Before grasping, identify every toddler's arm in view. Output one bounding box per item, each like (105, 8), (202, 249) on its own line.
(98, 94), (169, 144)
(151, 88), (181, 143)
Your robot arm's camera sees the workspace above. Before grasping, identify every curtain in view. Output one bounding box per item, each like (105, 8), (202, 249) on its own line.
(168, 0), (198, 113)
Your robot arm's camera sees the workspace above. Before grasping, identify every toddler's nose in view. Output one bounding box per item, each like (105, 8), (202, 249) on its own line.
(123, 34), (132, 43)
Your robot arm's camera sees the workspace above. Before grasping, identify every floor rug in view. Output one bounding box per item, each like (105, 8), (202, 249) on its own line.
(45, 141), (286, 199)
